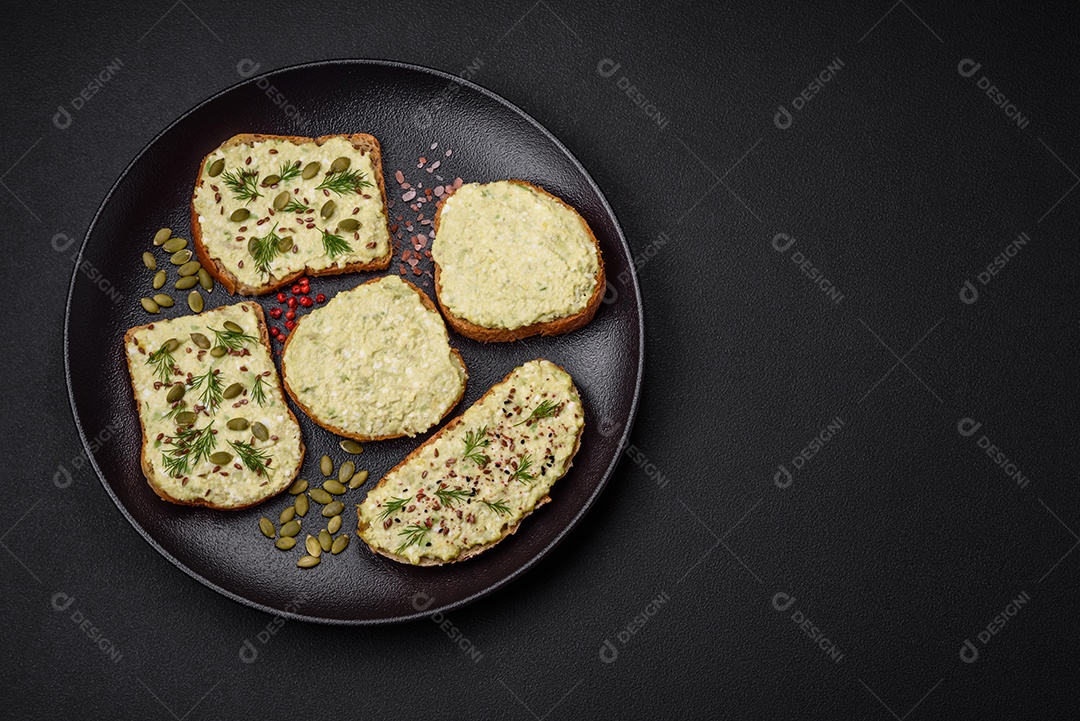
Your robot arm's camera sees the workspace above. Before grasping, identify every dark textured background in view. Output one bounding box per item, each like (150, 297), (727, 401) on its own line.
(4, 1), (1078, 718)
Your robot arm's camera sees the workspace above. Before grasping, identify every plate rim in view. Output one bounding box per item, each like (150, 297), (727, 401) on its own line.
(63, 57), (645, 625)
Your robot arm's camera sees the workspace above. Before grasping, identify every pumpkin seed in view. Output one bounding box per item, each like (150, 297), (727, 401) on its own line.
(153, 228), (172, 246)
(331, 535), (349, 555)
(190, 332), (211, 349)
(318, 529), (332, 552)
(251, 421), (269, 441)
(223, 382), (244, 399)
(338, 461), (355, 484)
(276, 235), (294, 253)
(320, 455), (333, 477)
(273, 190), (290, 210)
(349, 469), (368, 489)
(166, 384), (186, 403)
(259, 518), (275, 538)
(209, 451), (233, 465)
(327, 515), (342, 534)
(337, 218), (360, 232)
(275, 536), (296, 550)
(230, 208), (250, 222)
(210, 346), (227, 358)
(171, 249), (193, 265)
(287, 478), (307, 494)
(162, 237), (188, 253)
(178, 260), (202, 277)
(140, 297), (160, 314)
(224, 321), (244, 333)
(153, 293), (174, 308)
(301, 161), (320, 179)
(142, 251), (157, 270)
(175, 275), (198, 290)
(162, 338), (181, 352)
(153, 270), (167, 289)
(208, 158), (225, 177)
(339, 440), (364, 455)
(297, 555), (320, 568)
(227, 417), (249, 431)
(305, 535), (322, 557)
(261, 173), (280, 187)
(322, 501), (344, 518)
(330, 157), (350, 173)
(280, 506), (295, 524)
(320, 200), (336, 218)
(175, 411), (196, 426)
(187, 291), (204, 313)
(308, 488), (332, 505)
(323, 480), (346, 495)
(280, 520), (301, 537)
(295, 493), (309, 517)
(197, 268), (214, 292)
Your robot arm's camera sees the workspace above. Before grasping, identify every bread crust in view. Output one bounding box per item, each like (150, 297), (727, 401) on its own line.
(280, 277), (468, 442)
(123, 302), (306, 510)
(431, 179), (606, 342)
(356, 359), (584, 566)
(190, 133), (393, 296)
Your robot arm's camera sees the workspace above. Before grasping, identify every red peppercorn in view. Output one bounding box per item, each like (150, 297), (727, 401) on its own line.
(277, 331), (288, 341)
(298, 277), (308, 285)
(269, 308), (282, 319)
(291, 284), (301, 294)
(299, 296), (313, 307)
(316, 293), (326, 303)
(298, 286), (309, 295)
(277, 292), (286, 303)
(285, 320), (296, 330)
(287, 297), (298, 309)
(269, 327), (279, 337)
(285, 309), (296, 320)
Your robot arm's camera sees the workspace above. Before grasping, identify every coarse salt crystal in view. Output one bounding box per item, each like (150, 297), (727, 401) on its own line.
(394, 170), (404, 184)
(401, 190), (416, 201)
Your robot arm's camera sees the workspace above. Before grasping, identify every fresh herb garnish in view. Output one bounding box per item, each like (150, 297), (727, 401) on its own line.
(247, 223), (283, 277)
(316, 168), (372, 196)
(320, 228), (352, 259)
(461, 426), (491, 468)
(209, 324), (258, 351)
(282, 197), (312, 213)
(220, 167), (262, 203)
(188, 368), (224, 411)
(161, 422), (217, 477)
(508, 454), (535, 484)
(514, 399), (561, 427)
(146, 344), (176, 383)
(435, 488), (473, 508)
(250, 375), (269, 406)
(228, 439), (272, 476)
(277, 160), (302, 184)
(163, 401), (188, 421)
(395, 523), (429, 554)
(481, 499), (511, 516)
(378, 495), (412, 521)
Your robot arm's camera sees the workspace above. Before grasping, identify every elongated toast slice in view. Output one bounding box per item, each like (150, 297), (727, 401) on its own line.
(191, 133), (393, 296)
(432, 180), (605, 342)
(357, 359), (584, 565)
(123, 303), (305, 509)
(281, 276), (467, 441)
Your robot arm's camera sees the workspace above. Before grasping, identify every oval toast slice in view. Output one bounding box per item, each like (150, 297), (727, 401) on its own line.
(281, 276), (467, 441)
(357, 359), (584, 565)
(123, 302), (305, 509)
(432, 180), (605, 341)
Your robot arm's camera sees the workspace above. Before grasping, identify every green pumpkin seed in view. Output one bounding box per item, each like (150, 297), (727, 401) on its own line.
(280, 506), (295, 524)
(230, 208), (250, 222)
(273, 190), (290, 210)
(153, 293), (174, 308)
(280, 520), (301, 537)
(261, 173), (281, 187)
(175, 411), (196, 426)
(170, 249), (193, 265)
(187, 291), (204, 313)
(162, 338), (181, 352)
(166, 384), (186, 403)
(327, 515), (342, 534)
(330, 157), (350, 173)
(320, 200), (336, 218)
(295, 493), (309, 517)
(175, 275), (198, 290)
(320, 455), (333, 477)
(190, 332), (211, 349)
(197, 268), (214, 292)
(323, 480), (346, 495)
(337, 218), (360, 233)
(140, 297), (160, 314)
(178, 260), (201, 277)
(223, 382), (244, 399)
(276, 235), (294, 253)
(209, 451), (233, 465)
(275, 536), (296, 550)
(227, 417), (249, 431)
(322, 501), (344, 518)
(349, 469), (368, 490)
(339, 440), (364, 455)
(153, 228), (172, 246)
(297, 555), (320, 568)
(287, 478), (307, 495)
(162, 237), (188, 253)
(152, 270), (167, 289)
(142, 251), (157, 270)
(251, 421), (269, 441)
(210, 346), (227, 358)
(301, 161), (320, 179)
(318, 529), (332, 552)
(208, 158), (225, 177)
(331, 535), (349, 555)
(259, 518), (275, 538)
(305, 535), (322, 557)
(337, 461), (355, 484)
(224, 321), (244, 334)
(308, 488), (332, 505)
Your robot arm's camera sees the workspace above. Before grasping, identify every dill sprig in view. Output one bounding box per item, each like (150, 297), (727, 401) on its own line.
(209, 324), (258, 351)
(250, 375), (269, 406)
(435, 488), (473, 508)
(395, 523), (429, 554)
(461, 426), (491, 467)
(508, 454), (535, 484)
(282, 197), (312, 213)
(316, 168), (372, 196)
(481, 499), (511, 516)
(320, 228), (353, 259)
(163, 400), (188, 421)
(514, 399), (561, 427)
(277, 160), (302, 184)
(146, 344), (176, 383)
(247, 223), (283, 277)
(378, 495), (412, 521)
(228, 439), (272, 476)
(161, 422), (217, 477)
(220, 167), (262, 203)
(188, 368), (224, 411)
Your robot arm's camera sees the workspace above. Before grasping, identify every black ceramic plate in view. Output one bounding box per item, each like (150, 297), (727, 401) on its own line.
(64, 60), (643, 624)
